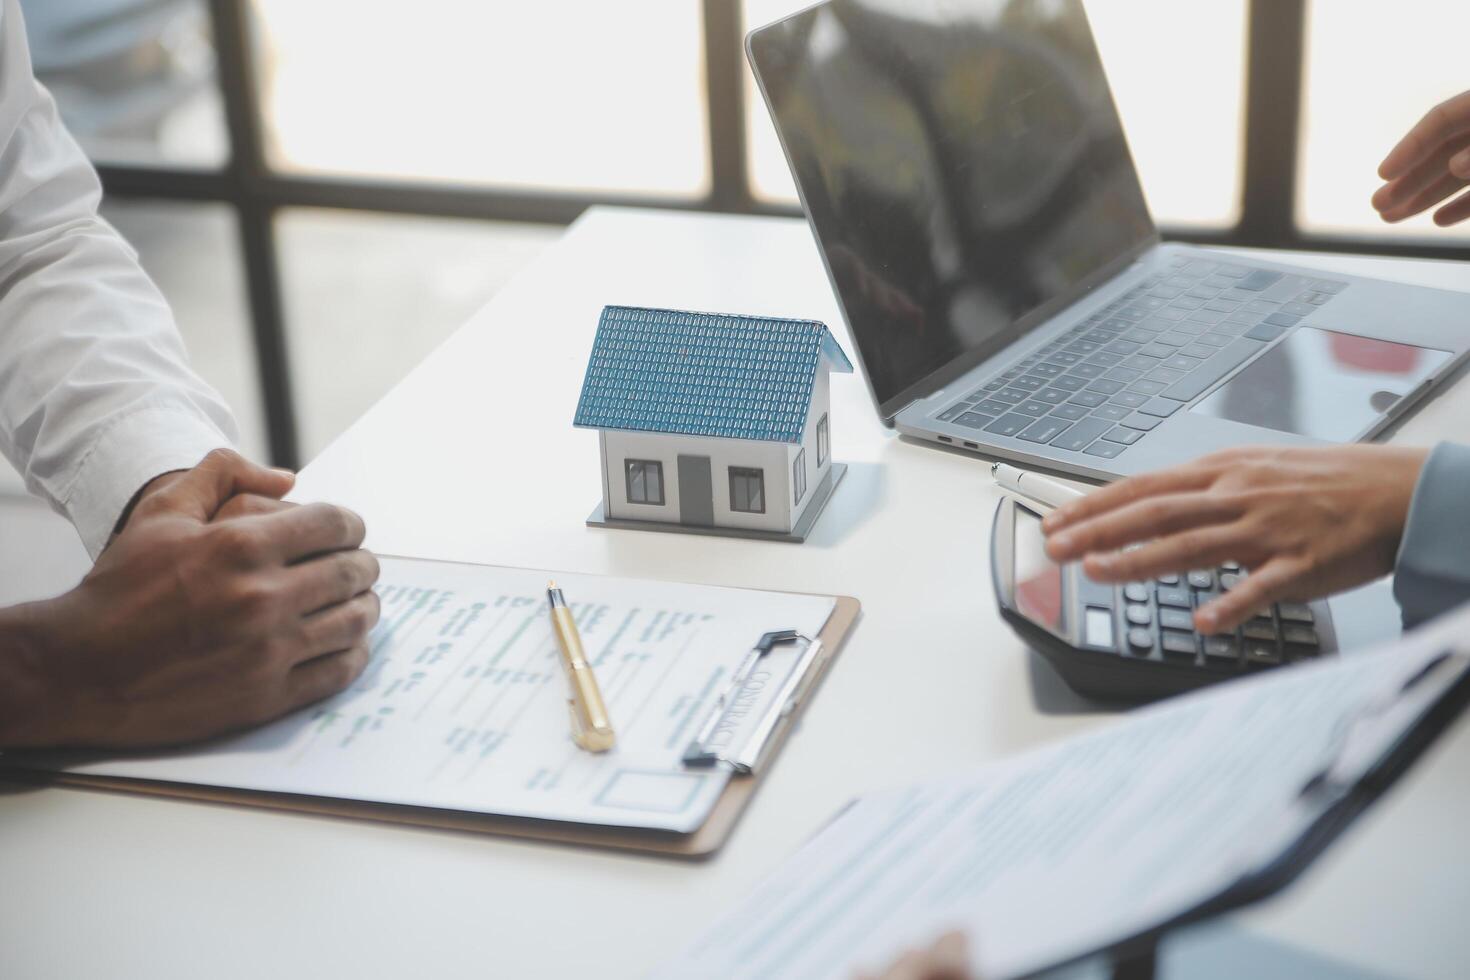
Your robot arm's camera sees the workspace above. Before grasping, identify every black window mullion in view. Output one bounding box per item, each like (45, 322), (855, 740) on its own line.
(207, 0), (300, 470)
(702, 0), (752, 212)
(1234, 0), (1308, 247)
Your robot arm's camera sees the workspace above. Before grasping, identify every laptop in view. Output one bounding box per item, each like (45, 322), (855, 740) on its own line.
(746, 0), (1470, 480)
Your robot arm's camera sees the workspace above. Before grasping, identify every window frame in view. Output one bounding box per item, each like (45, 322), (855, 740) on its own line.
(793, 448), (806, 505)
(816, 413), (829, 467)
(728, 466), (766, 514)
(624, 458), (665, 506)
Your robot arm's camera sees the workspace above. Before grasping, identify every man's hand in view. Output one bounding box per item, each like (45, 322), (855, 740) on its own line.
(1, 449), (380, 749)
(1372, 90), (1470, 226)
(1041, 446), (1427, 634)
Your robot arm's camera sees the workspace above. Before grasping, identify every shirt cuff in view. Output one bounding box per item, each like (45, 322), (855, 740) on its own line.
(1393, 441), (1470, 629)
(62, 404), (233, 559)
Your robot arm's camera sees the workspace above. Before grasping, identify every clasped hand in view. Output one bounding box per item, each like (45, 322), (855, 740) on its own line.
(8, 449), (380, 748)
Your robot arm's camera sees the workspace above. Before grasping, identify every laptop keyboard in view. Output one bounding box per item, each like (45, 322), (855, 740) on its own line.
(936, 258), (1348, 457)
(1119, 563), (1326, 670)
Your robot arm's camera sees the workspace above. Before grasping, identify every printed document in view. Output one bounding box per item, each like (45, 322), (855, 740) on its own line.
(33, 557), (835, 833)
(657, 607), (1470, 978)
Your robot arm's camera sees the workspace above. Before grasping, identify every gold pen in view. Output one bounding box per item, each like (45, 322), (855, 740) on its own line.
(547, 581), (616, 752)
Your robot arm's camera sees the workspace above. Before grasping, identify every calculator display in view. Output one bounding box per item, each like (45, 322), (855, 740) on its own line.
(1013, 508), (1064, 636)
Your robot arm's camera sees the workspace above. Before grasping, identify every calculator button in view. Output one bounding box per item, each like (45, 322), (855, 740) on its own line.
(1281, 623), (1319, 647)
(1277, 602), (1315, 624)
(1158, 607), (1195, 631)
(1244, 641), (1281, 666)
(1125, 604), (1152, 626)
(1155, 588), (1192, 609)
(1160, 631), (1198, 659)
(1242, 618), (1277, 642)
(1127, 628), (1155, 651)
(1083, 607), (1116, 649)
(1123, 583), (1150, 603)
(1218, 572), (1242, 591)
(1186, 570), (1214, 590)
(1202, 635), (1239, 661)
(1156, 572), (1180, 585)
(1220, 560), (1241, 571)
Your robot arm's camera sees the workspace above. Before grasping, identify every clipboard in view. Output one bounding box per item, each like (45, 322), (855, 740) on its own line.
(14, 593), (861, 861)
(1034, 646), (1470, 978)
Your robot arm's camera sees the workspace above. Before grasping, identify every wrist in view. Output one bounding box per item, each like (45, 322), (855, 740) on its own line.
(0, 598), (75, 748)
(112, 469), (186, 538)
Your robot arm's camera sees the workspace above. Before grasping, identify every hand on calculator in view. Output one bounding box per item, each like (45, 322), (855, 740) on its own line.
(1041, 445), (1427, 633)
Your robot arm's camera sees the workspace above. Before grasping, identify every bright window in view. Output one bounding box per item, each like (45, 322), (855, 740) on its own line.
(251, 1), (710, 196)
(793, 449), (807, 505)
(1297, 0), (1470, 240)
(816, 414), (829, 466)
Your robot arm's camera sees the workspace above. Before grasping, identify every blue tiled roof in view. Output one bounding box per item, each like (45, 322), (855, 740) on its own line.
(573, 306), (853, 443)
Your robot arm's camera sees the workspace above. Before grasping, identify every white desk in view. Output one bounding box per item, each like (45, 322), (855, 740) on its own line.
(3, 208), (1468, 979)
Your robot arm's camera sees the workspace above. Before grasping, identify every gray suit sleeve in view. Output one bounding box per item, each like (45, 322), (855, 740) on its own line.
(1393, 441), (1470, 628)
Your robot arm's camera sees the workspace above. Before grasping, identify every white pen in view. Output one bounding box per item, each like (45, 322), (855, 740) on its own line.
(991, 462), (1086, 510)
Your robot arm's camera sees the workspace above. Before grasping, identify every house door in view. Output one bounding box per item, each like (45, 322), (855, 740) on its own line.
(677, 455), (714, 526)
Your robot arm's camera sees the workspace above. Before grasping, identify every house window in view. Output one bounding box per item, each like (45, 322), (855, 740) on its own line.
(816, 414), (829, 466)
(729, 467), (765, 514)
(793, 449), (807, 505)
(625, 459), (664, 505)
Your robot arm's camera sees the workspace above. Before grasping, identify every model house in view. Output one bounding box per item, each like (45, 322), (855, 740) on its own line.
(574, 305), (853, 541)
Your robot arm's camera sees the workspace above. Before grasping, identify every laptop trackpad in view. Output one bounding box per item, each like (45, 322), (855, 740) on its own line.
(1190, 326), (1451, 441)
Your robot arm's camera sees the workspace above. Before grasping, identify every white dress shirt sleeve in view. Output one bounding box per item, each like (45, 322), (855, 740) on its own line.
(0, 0), (237, 558)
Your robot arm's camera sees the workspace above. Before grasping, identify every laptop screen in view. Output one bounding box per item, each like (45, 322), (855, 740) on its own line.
(749, 0), (1156, 417)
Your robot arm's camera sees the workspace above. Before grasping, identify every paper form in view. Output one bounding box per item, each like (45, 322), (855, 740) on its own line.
(656, 607), (1470, 979)
(35, 557), (835, 833)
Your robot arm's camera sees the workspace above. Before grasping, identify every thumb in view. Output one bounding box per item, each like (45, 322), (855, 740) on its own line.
(146, 448), (295, 522)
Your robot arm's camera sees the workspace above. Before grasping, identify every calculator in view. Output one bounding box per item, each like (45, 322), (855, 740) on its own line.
(990, 496), (1338, 702)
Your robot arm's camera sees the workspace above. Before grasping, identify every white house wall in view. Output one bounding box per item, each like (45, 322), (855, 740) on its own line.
(787, 370), (832, 528)
(603, 429), (794, 532)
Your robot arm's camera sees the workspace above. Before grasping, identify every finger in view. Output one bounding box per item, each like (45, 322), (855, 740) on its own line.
(300, 590), (381, 654)
(1045, 492), (1241, 562)
(214, 494), (295, 522)
(882, 950), (928, 980)
(1042, 462), (1221, 534)
(1378, 90), (1470, 180)
(284, 643), (370, 712)
(1081, 522), (1250, 583)
(251, 502), (367, 562)
(149, 448), (295, 522)
(1434, 186), (1470, 227)
(1452, 147), (1470, 180)
(1371, 134), (1470, 213)
(1194, 560), (1301, 633)
(283, 549), (380, 615)
(1378, 172), (1469, 223)
(929, 931), (971, 979)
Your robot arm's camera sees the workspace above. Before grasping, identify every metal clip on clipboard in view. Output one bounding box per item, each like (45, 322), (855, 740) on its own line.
(682, 628), (825, 775)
